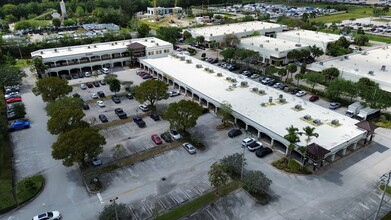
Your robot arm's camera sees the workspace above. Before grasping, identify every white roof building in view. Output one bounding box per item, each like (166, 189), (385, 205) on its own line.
(277, 29), (347, 53)
(186, 21), (287, 43)
(139, 55), (367, 161)
(240, 36), (310, 64)
(309, 45), (391, 92)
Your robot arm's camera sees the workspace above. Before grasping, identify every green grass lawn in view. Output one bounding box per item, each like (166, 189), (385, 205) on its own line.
(312, 7), (372, 23)
(319, 28), (391, 43)
(16, 175), (44, 205)
(156, 181), (241, 220)
(15, 59), (31, 69)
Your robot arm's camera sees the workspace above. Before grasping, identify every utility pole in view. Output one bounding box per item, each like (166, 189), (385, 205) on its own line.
(110, 197), (119, 220)
(374, 172), (391, 220)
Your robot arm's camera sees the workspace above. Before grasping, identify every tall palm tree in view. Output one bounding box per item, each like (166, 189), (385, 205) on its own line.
(299, 126), (319, 170)
(284, 125), (301, 166)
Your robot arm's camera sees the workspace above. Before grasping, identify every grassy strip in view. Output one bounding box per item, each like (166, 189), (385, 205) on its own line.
(156, 181), (242, 220)
(312, 7), (373, 23)
(94, 117), (134, 129)
(16, 175), (44, 205)
(82, 141), (184, 179)
(319, 29), (391, 43)
(15, 59), (31, 68)
(380, 184), (391, 195)
(272, 158), (312, 175)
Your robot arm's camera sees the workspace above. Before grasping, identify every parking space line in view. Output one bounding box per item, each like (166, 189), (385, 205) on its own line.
(97, 193), (104, 204)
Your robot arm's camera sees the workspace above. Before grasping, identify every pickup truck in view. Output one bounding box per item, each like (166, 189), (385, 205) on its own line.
(132, 116), (146, 128)
(8, 119), (30, 132)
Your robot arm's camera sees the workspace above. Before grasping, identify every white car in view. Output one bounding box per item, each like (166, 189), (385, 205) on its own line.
(241, 138), (256, 147)
(273, 83), (283, 88)
(84, 72), (91, 77)
(96, 100), (105, 107)
(168, 91), (180, 97)
(80, 84), (87, 90)
(32, 211), (61, 220)
(182, 142), (196, 154)
(250, 74), (260, 79)
(247, 141), (263, 152)
(296, 91), (307, 97)
(139, 104), (149, 112)
(169, 129), (182, 140)
(91, 93), (98, 99)
(101, 68), (109, 74)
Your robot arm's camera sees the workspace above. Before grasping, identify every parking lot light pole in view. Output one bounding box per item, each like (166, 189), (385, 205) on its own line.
(110, 197), (119, 220)
(374, 172), (391, 220)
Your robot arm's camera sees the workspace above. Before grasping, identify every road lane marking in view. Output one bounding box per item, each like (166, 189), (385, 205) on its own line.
(97, 193), (104, 204)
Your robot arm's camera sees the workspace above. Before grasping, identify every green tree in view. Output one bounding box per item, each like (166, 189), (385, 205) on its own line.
(52, 18), (61, 27)
(284, 125), (301, 166)
(46, 97), (83, 117)
(220, 153), (246, 178)
(208, 162), (229, 196)
(33, 77), (72, 102)
(383, 5), (390, 13)
(354, 35), (369, 46)
(220, 33), (240, 48)
(106, 78), (121, 94)
(218, 101), (232, 126)
(326, 78), (347, 100)
(301, 13), (309, 22)
(298, 126), (319, 170)
(242, 15), (255, 22)
(321, 67), (339, 81)
(286, 64), (298, 80)
(309, 45), (324, 59)
(75, 6), (86, 17)
(99, 203), (132, 220)
(277, 68), (287, 81)
(220, 48), (236, 63)
(163, 100), (203, 132)
(12, 104), (27, 119)
(137, 23), (151, 38)
(47, 109), (89, 135)
(304, 71), (324, 91)
(287, 49), (300, 61)
(357, 27), (365, 35)
(30, 57), (48, 77)
(195, 36), (205, 45)
(0, 65), (26, 87)
(295, 72), (305, 86)
(156, 27), (181, 44)
(134, 80), (169, 107)
(182, 30), (192, 40)
(243, 170), (272, 194)
(52, 127), (106, 167)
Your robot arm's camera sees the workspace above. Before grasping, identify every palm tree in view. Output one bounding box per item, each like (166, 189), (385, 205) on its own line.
(284, 125), (301, 166)
(299, 126), (319, 170)
(294, 72), (304, 86)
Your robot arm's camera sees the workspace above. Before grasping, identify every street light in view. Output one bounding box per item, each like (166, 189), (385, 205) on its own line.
(374, 172), (391, 220)
(110, 197), (119, 220)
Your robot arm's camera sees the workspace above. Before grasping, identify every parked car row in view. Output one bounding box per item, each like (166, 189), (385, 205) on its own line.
(218, 62), (239, 71)
(64, 68), (110, 80)
(80, 80), (106, 90)
(228, 129), (272, 158)
(136, 69), (154, 80)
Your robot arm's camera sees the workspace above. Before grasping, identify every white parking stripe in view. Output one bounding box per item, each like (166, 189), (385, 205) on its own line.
(97, 193), (104, 204)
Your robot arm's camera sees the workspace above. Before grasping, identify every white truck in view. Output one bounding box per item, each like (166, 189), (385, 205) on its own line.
(356, 107), (381, 121)
(346, 101), (364, 118)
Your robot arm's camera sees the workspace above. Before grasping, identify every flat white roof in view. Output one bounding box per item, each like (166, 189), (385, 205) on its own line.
(142, 56), (365, 151)
(277, 29), (344, 43)
(240, 36), (309, 52)
(31, 37), (172, 59)
(309, 45), (391, 92)
(188, 21), (285, 37)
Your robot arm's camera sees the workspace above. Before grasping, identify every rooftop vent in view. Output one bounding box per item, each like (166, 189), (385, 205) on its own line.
(279, 98), (286, 103)
(232, 83), (237, 87)
(144, 39), (148, 41)
(344, 55), (349, 59)
(180, 56), (185, 61)
(261, 102), (266, 107)
(259, 90), (265, 94)
(368, 71), (374, 75)
(40, 51), (44, 54)
(231, 78), (237, 83)
(241, 81), (248, 87)
(217, 73), (223, 77)
(68, 47), (71, 51)
(295, 104), (302, 110)
(196, 64), (203, 68)
(268, 96), (273, 103)
(151, 40), (155, 43)
(252, 87), (258, 92)
(226, 77), (232, 81)
(54, 49), (58, 52)
(275, 48), (279, 51)
(331, 119), (339, 125)
(265, 40), (270, 43)
(304, 115), (311, 120)
(313, 119), (321, 125)
(320, 62), (324, 65)
(94, 45), (97, 48)
(259, 44), (263, 48)
(295, 44), (301, 47)
(208, 69), (214, 73)
(381, 65), (386, 71)
(88, 46), (91, 49)
(361, 51), (368, 55)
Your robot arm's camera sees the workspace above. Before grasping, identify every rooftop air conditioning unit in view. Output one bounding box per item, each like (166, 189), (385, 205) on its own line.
(381, 65), (386, 71)
(241, 81), (248, 87)
(232, 83), (237, 87)
(279, 94), (283, 99)
(54, 49), (58, 52)
(88, 46), (91, 49)
(368, 71), (374, 75)
(340, 57), (344, 61)
(226, 77), (232, 81)
(304, 115), (311, 120)
(144, 39), (148, 41)
(295, 104), (302, 110)
(362, 51), (368, 55)
(196, 64), (202, 68)
(186, 59), (192, 63)
(259, 44), (263, 48)
(252, 87), (258, 92)
(151, 40), (155, 43)
(320, 62), (323, 65)
(94, 45), (97, 48)
(344, 55), (349, 59)
(313, 119), (321, 125)
(68, 47), (71, 51)
(266, 40), (270, 42)
(40, 51), (44, 54)
(269, 96), (273, 103)
(331, 119), (339, 125)
(275, 48), (279, 51)
(217, 73), (223, 77)
(261, 102), (266, 107)
(208, 69), (214, 73)
(259, 90), (265, 94)
(295, 44), (301, 47)
(231, 78), (237, 83)
(180, 56), (185, 61)
(250, 43), (254, 45)
(279, 98), (286, 103)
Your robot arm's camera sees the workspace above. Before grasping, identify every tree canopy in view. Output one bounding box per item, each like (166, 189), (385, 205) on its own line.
(220, 153), (246, 178)
(220, 33), (240, 48)
(208, 162), (229, 195)
(137, 23), (151, 38)
(156, 27), (181, 44)
(303, 71), (324, 91)
(106, 77), (121, 94)
(45, 96), (83, 117)
(134, 80), (169, 106)
(243, 170), (272, 194)
(33, 77), (72, 102)
(163, 100), (203, 132)
(47, 109), (89, 135)
(52, 127), (106, 167)
(218, 101), (233, 126)
(0, 64), (26, 87)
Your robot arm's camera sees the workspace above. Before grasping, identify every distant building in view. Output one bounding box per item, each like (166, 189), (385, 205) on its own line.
(82, 23), (120, 31)
(30, 37), (173, 78)
(60, 0), (67, 18)
(146, 7), (182, 16)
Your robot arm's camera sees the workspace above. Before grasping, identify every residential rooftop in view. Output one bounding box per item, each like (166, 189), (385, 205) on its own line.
(240, 36), (309, 52)
(141, 55), (366, 151)
(31, 37), (172, 59)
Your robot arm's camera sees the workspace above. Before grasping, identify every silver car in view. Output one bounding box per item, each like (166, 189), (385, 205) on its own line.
(183, 143), (196, 154)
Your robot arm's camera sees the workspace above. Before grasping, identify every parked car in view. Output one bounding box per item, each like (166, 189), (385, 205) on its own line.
(142, 74), (153, 79)
(6, 97), (22, 103)
(329, 102), (341, 110)
(151, 134), (163, 145)
(160, 132), (173, 143)
(228, 128), (242, 138)
(97, 91), (105, 98)
(80, 84), (87, 90)
(290, 88), (301, 94)
(139, 104), (149, 112)
(99, 114), (108, 123)
(82, 103), (90, 110)
(261, 77), (271, 84)
(150, 113), (160, 121)
(273, 83), (283, 88)
(126, 93), (134, 99)
(86, 82), (94, 88)
(93, 81), (100, 87)
(278, 84), (288, 90)
(96, 100), (105, 107)
(247, 141), (262, 152)
(267, 79), (276, 86)
(250, 74), (260, 79)
(182, 142), (196, 154)
(255, 147), (273, 158)
(296, 91), (307, 97)
(100, 68), (109, 74)
(112, 95), (121, 104)
(91, 157), (102, 166)
(133, 116), (146, 128)
(168, 90), (180, 97)
(99, 80), (107, 85)
(309, 95), (319, 102)
(241, 138), (256, 147)
(169, 129), (181, 140)
(32, 211), (62, 220)
(84, 72), (91, 77)
(8, 119), (30, 132)
(91, 93), (98, 99)
(115, 108), (127, 119)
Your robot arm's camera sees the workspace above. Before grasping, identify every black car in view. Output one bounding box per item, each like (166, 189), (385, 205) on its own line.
(82, 103), (90, 110)
(126, 93), (134, 99)
(71, 74), (79, 79)
(267, 79), (276, 86)
(160, 132), (173, 143)
(290, 88), (301, 94)
(112, 95), (121, 104)
(255, 147), (273, 158)
(150, 113), (160, 121)
(133, 116), (146, 128)
(115, 108), (127, 119)
(78, 72), (85, 78)
(93, 81), (100, 87)
(97, 91), (105, 98)
(86, 82), (94, 88)
(99, 80), (107, 85)
(228, 128), (242, 138)
(64, 75), (72, 80)
(99, 114), (108, 123)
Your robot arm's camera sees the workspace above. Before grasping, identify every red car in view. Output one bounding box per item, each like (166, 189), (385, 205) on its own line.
(309, 95), (319, 102)
(6, 97), (22, 103)
(151, 134), (163, 145)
